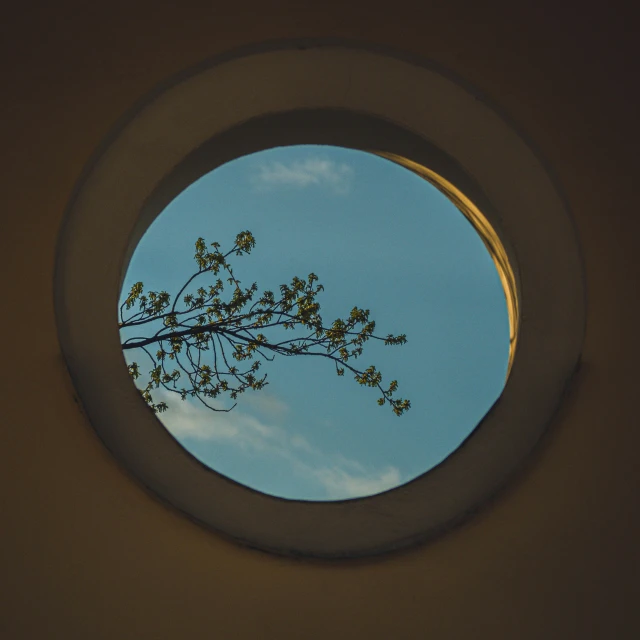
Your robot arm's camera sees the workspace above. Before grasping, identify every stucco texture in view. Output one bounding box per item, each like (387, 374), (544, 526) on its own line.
(1, 1), (638, 638)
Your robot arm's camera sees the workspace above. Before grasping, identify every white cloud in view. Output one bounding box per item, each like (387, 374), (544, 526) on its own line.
(241, 392), (290, 421)
(156, 390), (403, 499)
(252, 157), (354, 194)
(158, 391), (283, 453)
(310, 465), (402, 500)
(289, 434), (314, 453)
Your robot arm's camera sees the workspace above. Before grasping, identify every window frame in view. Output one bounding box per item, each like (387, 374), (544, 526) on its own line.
(55, 42), (585, 558)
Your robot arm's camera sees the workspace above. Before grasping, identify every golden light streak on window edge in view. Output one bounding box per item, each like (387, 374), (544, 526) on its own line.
(374, 152), (519, 378)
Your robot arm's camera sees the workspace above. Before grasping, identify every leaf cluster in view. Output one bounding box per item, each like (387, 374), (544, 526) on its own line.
(119, 231), (410, 417)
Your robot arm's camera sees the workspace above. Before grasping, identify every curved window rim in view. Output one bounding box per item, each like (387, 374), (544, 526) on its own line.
(55, 43), (585, 559)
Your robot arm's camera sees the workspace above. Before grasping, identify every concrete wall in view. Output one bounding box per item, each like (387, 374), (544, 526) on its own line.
(1, 1), (638, 637)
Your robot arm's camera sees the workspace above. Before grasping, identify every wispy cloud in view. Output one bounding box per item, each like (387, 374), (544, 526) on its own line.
(156, 390), (401, 499)
(158, 392), (286, 453)
(251, 157), (354, 195)
(240, 392), (290, 421)
(310, 465), (402, 500)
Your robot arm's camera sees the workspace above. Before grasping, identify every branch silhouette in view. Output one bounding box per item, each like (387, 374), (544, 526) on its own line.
(119, 231), (410, 417)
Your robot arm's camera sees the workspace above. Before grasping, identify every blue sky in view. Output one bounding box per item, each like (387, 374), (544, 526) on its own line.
(119, 145), (509, 501)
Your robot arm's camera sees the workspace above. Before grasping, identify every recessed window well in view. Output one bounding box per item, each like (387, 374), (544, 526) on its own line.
(55, 43), (585, 557)
(119, 145), (510, 501)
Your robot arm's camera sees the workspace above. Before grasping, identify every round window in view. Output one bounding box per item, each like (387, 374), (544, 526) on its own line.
(119, 145), (510, 501)
(55, 42), (584, 557)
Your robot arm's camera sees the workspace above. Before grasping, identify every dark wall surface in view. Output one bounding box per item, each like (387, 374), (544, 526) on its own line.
(1, 2), (638, 638)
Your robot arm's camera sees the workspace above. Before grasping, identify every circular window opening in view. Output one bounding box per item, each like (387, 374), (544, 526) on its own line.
(118, 145), (511, 501)
(56, 43), (584, 557)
